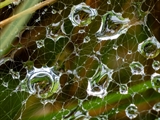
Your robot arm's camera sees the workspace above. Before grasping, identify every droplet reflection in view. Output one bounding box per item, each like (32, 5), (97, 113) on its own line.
(129, 61), (144, 75)
(151, 73), (160, 93)
(152, 60), (160, 71)
(152, 102), (160, 112)
(125, 104), (138, 119)
(69, 3), (97, 27)
(27, 67), (60, 98)
(138, 36), (160, 59)
(96, 10), (130, 40)
(119, 84), (128, 94)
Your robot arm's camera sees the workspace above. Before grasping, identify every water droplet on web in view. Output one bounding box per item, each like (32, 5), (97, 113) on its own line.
(128, 50), (132, 54)
(35, 17), (41, 23)
(0, 57), (11, 65)
(138, 36), (160, 59)
(8, 5), (12, 9)
(78, 29), (85, 33)
(26, 67), (60, 98)
(69, 2), (97, 27)
(51, 9), (57, 14)
(153, 102), (160, 112)
(113, 44), (118, 50)
(2, 81), (8, 88)
(87, 80), (107, 98)
(107, 0), (111, 4)
(13, 0), (21, 5)
(42, 11), (46, 15)
(40, 99), (55, 105)
(9, 69), (20, 79)
(84, 36), (90, 43)
(36, 40), (44, 48)
(96, 10), (130, 40)
(119, 84), (128, 94)
(151, 73), (160, 93)
(86, 64), (110, 98)
(125, 104), (138, 119)
(46, 22), (63, 39)
(129, 61), (144, 75)
(152, 60), (160, 71)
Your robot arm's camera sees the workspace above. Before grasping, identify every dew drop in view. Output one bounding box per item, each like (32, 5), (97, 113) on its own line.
(152, 60), (160, 71)
(84, 36), (90, 43)
(151, 73), (160, 93)
(128, 50), (132, 54)
(40, 99), (55, 105)
(46, 22), (62, 39)
(107, 0), (111, 4)
(87, 80), (107, 98)
(0, 57), (11, 65)
(51, 9), (57, 14)
(36, 40), (44, 48)
(2, 81), (8, 88)
(9, 69), (20, 79)
(8, 5), (12, 9)
(138, 36), (160, 59)
(113, 44), (118, 50)
(86, 65), (109, 98)
(152, 102), (160, 112)
(69, 3), (97, 27)
(22, 100), (27, 105)
(96, 10), (130, 40)
(13, 0), (21, 5)
(78, 29), (85, 33)
(119, 84), (128, 94)
(42, 11), (46, 15)
(125, 104), (138, 119)
(129, 61), (144, 75)
(27, 67), (60, 98)
(35, 17), (41, 23)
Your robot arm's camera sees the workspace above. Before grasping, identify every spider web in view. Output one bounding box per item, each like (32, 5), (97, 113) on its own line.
(0, 0), (160, 119)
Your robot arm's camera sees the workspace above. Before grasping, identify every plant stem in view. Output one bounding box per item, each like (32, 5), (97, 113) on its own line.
(0, 0), (57, 28)
(0, 0), (57, 57)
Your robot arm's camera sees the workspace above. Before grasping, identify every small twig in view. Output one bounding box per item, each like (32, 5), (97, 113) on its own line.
(0, 0), (57, 28)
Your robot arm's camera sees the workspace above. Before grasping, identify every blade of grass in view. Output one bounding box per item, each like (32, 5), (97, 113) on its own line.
(0, 0), (13, 9)
(0, 0), (57, 28)
(83, 80), (152, 110)
(0, 0), (57, 57)
(29, 80), (154, 119)
(107, 91), (159, 118)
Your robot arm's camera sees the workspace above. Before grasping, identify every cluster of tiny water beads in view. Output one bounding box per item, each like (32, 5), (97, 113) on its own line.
(138, 36), (160, 93)
(0, 1), (160, 119)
